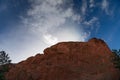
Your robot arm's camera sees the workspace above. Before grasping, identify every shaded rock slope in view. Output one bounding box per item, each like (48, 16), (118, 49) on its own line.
(5, 38), (120, 80)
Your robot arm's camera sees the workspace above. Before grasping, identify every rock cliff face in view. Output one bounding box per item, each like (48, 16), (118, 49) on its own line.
(5, 38), (120, 80)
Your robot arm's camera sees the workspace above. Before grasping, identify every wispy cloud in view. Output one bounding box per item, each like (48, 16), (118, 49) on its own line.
(2, 0), (113, 63)
(1, 0), (94, 63)
(81, 0), (87, 15)
(101, 0), (110, 15)
(83, 17), (100, 35)
(89, 0), (95, 8)
(22, 0), (87, 46)
(83, 17), (98, 27)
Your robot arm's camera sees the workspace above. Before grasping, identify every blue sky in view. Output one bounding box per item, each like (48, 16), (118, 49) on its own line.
(0, 0), (120, 63)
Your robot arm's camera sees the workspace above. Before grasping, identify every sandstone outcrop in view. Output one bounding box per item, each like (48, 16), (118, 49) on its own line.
(5, 38), (120, 80)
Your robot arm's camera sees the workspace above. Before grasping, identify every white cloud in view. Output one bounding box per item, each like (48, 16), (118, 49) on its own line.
(83, 17), (98, 26)
(102, 0), (108, 9)
(89, 0), (95, 8)
(13, 0), (90, 63)
(83, 17), (100, 34)
(4, 0), (104, 63)
(22, 0), (86, 45)
(101, 0), (110, 15)
(81, 0), (87, 15)
(0, 0), (115, 63)
(43, 34), (58, 45)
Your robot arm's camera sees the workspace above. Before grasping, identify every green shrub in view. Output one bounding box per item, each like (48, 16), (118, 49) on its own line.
(0, 65), (10, 80)
(0, 72), (5, 80)
(0, 51), (11, 65)
(112, 49), (120, 69)
(0, 51), (12, 80)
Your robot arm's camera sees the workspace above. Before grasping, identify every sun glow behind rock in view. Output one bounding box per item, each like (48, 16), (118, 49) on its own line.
(22, 0), (89, 46)
(0, 0), (92, 63)
(43, 24), (86, 45)
(43, 34), (58, 45)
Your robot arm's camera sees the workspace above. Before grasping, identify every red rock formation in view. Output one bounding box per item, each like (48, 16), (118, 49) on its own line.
(5, 38), (120, 80)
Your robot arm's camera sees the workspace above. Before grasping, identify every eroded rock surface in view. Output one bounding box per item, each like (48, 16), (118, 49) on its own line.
(5, 38), (120, 80)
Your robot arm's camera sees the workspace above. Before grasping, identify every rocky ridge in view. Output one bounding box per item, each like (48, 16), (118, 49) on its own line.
(5, 38), (120, 80)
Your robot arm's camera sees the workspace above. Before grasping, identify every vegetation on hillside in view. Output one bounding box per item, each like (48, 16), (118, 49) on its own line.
(112, 49), (120, 69)
(0, 51), (11, 80)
